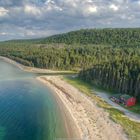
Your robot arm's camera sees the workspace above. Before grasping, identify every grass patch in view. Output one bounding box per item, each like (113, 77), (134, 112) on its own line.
(63, 76), (140, 140)
(88, 80), (140, 114)
(126, 104), (140, 114)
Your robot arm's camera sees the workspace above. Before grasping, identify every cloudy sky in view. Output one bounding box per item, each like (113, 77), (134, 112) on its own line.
(0, 0), (140, 41)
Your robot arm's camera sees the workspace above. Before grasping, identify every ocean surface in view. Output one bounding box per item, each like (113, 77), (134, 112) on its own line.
(0, 60), (68, 140)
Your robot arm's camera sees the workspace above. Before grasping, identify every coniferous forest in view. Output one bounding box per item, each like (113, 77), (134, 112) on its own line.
(0, 28), (140, 101)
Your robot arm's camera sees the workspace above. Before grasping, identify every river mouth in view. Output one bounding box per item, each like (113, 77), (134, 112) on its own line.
(0, 60), (69, 140)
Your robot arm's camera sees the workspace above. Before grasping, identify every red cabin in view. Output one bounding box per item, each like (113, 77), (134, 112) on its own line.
(121, 95), (136, 107)
(110, 94), (136, 107)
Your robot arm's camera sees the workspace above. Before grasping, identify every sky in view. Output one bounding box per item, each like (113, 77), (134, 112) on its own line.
(0, 0), (140, 41)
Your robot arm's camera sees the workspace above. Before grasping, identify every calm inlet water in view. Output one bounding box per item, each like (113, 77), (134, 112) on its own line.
(0, 60), (68, 140)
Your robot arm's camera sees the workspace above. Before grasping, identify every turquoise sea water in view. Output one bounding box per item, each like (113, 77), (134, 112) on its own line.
(0, 60), (68, 140)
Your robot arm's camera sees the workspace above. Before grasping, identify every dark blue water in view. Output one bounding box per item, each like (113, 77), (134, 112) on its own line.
(0, 60), (68, 140)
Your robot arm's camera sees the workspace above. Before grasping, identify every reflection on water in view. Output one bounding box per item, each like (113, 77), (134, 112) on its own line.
(0, 60), (36, 81)
(0, 60), (67, 140)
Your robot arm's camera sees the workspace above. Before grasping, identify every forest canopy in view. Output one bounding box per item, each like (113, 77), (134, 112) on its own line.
(0, 28), (140, 100)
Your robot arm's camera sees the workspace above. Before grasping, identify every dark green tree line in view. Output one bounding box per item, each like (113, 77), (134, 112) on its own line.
(0, 28), (140, 100)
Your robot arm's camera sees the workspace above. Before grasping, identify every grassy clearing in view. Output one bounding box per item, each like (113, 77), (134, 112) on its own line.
(63, 76), (140, 140)
(126, 104), (140, 114)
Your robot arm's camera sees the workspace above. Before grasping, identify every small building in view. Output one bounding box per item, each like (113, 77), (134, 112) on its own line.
(120, 94), (136, 107)
(110, 94), (136, 107)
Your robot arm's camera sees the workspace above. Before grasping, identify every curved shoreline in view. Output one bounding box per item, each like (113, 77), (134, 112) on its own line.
(0, 56), (76, 74)
(0, 56), (81, 139)
(0, 56), (128, 139)
(37, 76), (127, 140)
(40, 77), (80, 139)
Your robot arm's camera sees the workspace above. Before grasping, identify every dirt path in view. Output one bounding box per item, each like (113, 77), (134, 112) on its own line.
(94, 89), (140, 122)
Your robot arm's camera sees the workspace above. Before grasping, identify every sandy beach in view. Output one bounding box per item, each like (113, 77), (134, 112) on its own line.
(0, 56), (75, 74)
(0, 56), (128, 139)
(37, 76), (127, 140)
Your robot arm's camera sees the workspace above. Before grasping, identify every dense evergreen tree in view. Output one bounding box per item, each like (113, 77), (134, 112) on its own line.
(41, 28), (140, 46)
(0, 28), (140, 100)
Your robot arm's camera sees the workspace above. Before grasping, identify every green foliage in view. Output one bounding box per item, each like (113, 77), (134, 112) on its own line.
(41, 28), (140, 46)
(64, 76), (140, 140)
(3, 28), (140, 46)
(0, 28), (140, 100)
(79, 48), (140, 101)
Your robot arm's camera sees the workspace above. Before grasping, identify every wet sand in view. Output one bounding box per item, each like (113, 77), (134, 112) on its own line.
(37, 76), (127, 140)
(0, 56), (80, 139)
(0, 56), (127, 140)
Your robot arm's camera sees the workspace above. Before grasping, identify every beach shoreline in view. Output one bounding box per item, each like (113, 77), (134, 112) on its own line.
(0, 56), (81, 139)
(37, 77), (81, 139)
(0, 56), (128, 139)
(0, 56), (76, 74)
(37, 76), (127, 140)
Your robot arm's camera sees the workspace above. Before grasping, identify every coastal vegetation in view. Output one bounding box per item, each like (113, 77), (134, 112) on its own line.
(63, 76), (140, 140)
(0, 28), (140, 102)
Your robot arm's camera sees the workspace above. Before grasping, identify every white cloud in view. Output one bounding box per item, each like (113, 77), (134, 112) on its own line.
(45, 0), (55, 5)
(24, 5), (41, 16)
(87, 0), (93, 3)
(0, 0), (140, 41)
(88, 6), (97, 13)
(0, 7), (8, 17)
(109, 4), (119, 11)
(0, 32), (7, 35)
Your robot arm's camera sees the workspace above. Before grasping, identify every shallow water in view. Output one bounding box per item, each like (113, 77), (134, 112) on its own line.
(0, 60), (68, 140)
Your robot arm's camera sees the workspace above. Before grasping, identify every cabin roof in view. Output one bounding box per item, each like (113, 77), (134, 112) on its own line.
(112, 94), (134, 100)
(120, 94), (133, 100)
